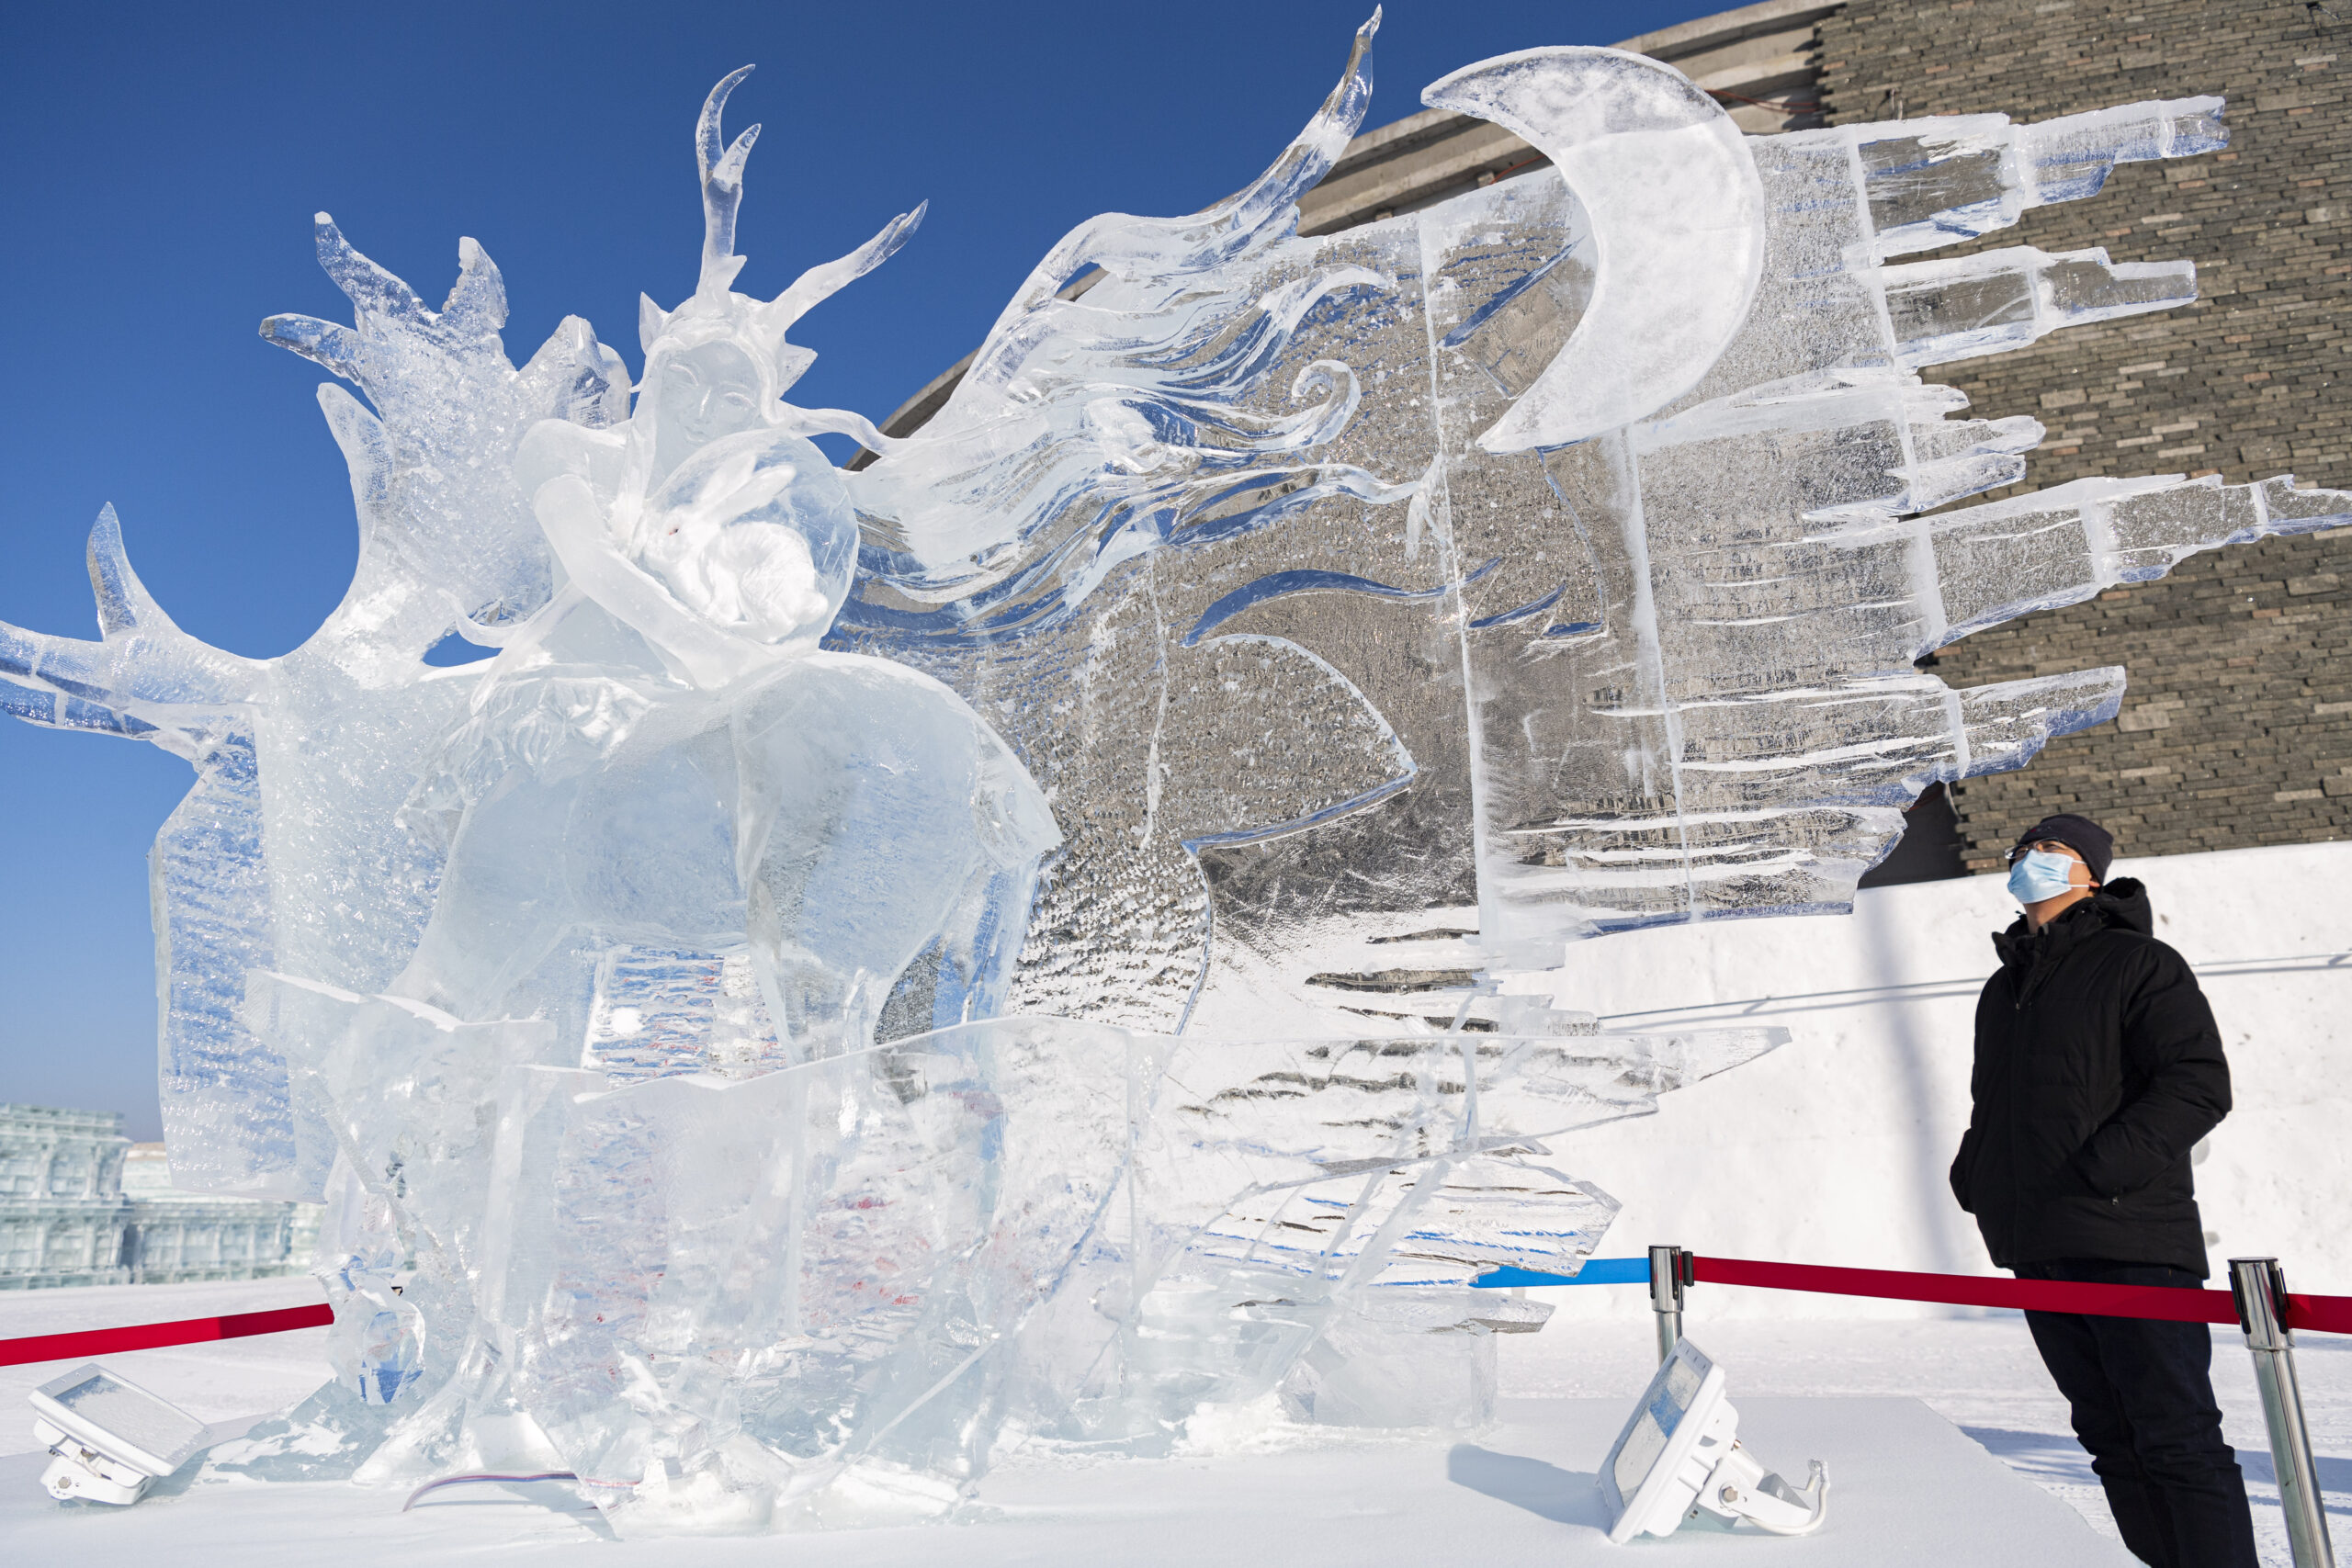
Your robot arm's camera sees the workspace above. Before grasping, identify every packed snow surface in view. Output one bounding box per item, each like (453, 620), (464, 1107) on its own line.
(7, 1279), (2345, 1563)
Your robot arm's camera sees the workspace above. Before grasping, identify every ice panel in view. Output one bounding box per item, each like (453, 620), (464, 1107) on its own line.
(1844, 97), (2228, 258)
(1884, 246), (2198, 368)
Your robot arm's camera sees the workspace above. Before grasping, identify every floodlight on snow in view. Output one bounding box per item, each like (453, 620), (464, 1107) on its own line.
(1599, 1337), (1828, 1541)
(29, 1362), (212, 1506)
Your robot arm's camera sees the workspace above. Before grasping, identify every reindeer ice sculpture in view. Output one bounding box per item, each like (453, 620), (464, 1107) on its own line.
(5, 14), (2347, 1535)
(380, 70), (1056, 1066)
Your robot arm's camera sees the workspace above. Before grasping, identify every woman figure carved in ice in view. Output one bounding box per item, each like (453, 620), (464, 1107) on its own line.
(390, 69), (1057, 1065)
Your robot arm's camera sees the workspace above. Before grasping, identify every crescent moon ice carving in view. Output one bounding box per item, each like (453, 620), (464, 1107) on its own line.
(1423, 47), (1768, 454)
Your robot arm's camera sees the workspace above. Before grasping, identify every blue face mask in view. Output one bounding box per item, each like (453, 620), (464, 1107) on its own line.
(2007, 849), (2082, 905)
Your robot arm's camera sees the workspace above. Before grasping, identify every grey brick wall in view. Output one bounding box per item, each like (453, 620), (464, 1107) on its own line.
(1818, 0), (2351, 868)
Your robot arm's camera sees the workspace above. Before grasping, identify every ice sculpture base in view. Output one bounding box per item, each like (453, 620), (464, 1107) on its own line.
(2, 1398), (2129, 1563)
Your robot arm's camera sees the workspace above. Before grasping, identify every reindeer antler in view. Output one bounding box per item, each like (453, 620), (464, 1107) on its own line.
(755, 201), (928, 342)
(638, 67), (923, 377)
(696, 66), (761, 295)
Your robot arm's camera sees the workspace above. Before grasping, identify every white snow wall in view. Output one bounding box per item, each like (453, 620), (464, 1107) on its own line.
(1523, 840), (2352, 1318)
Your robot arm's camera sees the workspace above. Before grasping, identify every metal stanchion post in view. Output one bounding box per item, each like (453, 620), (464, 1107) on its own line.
(2231, 1257), (2335, 1568)
(1648, 1245), (1691, 1364)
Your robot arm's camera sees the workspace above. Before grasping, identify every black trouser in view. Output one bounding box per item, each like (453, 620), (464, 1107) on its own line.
(2016, 1258), (2258, 1568)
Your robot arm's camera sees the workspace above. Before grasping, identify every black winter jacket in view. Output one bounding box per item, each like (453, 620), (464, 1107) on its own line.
(1949, 878), (2230, 1278)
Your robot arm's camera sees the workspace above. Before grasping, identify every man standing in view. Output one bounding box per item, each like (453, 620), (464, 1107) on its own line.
(1950, 812), (2256, 1568)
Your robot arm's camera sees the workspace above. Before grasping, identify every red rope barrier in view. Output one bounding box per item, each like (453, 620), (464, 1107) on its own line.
(1692, 1255), (2352, 1336)
(4, 1257), (2348, 1371)
(0, 1302), (332, 1369)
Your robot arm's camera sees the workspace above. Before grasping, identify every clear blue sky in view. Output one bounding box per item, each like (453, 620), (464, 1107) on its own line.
(0, 0), (1724, 1138)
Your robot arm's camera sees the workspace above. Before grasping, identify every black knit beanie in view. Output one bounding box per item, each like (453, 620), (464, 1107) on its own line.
(2013, 813), (2115, 884)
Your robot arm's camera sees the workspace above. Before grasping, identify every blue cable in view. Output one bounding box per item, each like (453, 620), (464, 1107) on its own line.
(1473, 1257), (1651, 1289)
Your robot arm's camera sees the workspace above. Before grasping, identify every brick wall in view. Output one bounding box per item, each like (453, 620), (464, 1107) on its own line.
(1818, 0), (2351, 867)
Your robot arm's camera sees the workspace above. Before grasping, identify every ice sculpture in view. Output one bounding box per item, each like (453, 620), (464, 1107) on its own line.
(5, 12), (2347, 1535)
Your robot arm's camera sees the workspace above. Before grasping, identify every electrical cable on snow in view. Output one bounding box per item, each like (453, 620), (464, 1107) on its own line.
(402, 1471), (639, 1510)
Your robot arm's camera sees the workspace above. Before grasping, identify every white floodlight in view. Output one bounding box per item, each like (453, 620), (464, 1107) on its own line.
(1599, 1337), (1828, 1541)
(29, 1362), (213, 1506)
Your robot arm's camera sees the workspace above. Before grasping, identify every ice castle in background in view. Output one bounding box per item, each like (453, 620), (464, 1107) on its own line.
(3, 12), (2346, 1535)
(0, 1105), (319, 1289)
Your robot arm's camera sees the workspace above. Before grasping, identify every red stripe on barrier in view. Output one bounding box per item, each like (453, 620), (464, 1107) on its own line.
(0, 1301), (333, 1368)
(1693, 1255), (2239, 1323)
(2284, 1292), (2352, 1336)
(1692, 1255), (2352, 1335)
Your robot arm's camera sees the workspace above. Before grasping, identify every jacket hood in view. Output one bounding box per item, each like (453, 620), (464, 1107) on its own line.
(2090, 875), (2152, 934)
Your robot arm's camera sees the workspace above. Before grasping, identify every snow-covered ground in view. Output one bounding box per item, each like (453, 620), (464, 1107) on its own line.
(1500, 1306), (2352, 1566)
(3, 1278), (2345, 1563)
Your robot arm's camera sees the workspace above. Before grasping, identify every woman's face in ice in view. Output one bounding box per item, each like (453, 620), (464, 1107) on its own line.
(650, 340), (765, 475)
